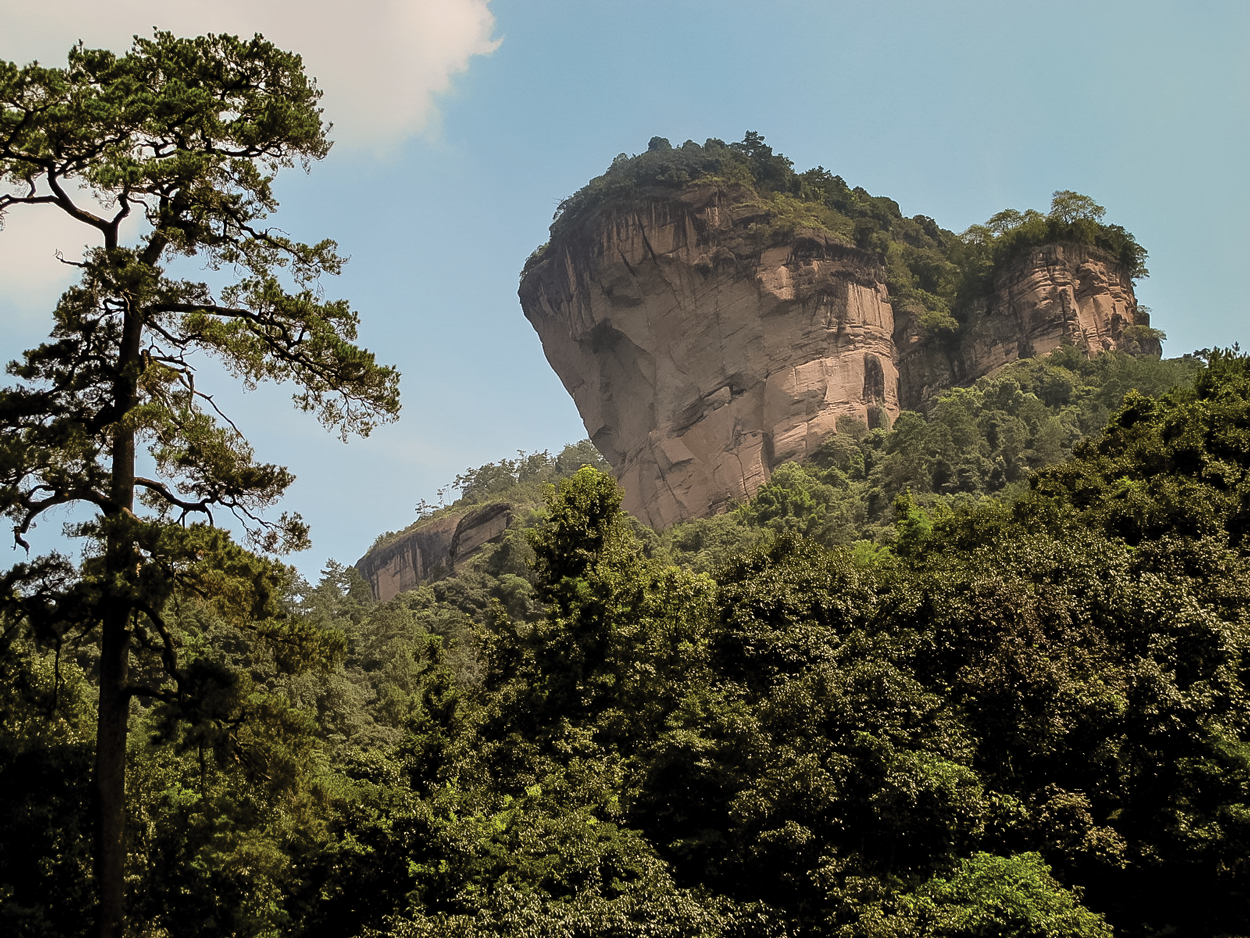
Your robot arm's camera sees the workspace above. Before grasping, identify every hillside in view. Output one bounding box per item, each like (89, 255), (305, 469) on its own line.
(352, 349), (1195, 606)
(12, 348), (1243, 937)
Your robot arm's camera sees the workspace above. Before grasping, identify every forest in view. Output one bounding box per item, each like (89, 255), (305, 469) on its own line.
(2, 30), (1247, 938)
(6, 346), (1250, 937)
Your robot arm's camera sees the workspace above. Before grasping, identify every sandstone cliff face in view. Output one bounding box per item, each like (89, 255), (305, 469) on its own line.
(520, 187), (899, 529)
(519, 187), (1150, 530)
(897, 242), (1149, 405)
(355, 502), (512, 602)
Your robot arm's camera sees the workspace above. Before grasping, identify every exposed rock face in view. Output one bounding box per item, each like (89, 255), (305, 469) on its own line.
(897, 242), (1150, 405)
(355, 502), (512, 602)
(519, 187), (1151, 530)
(520, 187), (899, 529)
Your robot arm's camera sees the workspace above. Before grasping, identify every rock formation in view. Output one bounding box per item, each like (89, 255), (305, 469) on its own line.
(897, 242), (1148, 405)
(355, 502), (512, 602)
(519, 186), (1151, 530)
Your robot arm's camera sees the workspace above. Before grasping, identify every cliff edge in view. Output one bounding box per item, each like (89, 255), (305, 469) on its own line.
(355, 502), (512, 602)
(897, 241), (1150, 405)
(520, 186), (901, 529)
(520, 174), (1152, 529)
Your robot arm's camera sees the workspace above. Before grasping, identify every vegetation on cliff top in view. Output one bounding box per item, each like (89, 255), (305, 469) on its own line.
(524, 133), (1150, 340)
(365, 441), (610, 555)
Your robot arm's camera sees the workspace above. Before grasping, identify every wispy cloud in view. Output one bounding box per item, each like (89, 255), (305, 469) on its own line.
(0, 0), (501, 151)
(0, 204), (87, 331)
(0, 189), (149, 335)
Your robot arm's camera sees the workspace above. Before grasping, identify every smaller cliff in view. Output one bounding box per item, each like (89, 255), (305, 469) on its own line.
(897, 241), (1153, 405)
(355, 502), (512, 602)
(352, 442), (611, 602)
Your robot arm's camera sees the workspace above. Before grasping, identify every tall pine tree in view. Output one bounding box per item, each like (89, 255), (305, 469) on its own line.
(0, 32), (399, 936)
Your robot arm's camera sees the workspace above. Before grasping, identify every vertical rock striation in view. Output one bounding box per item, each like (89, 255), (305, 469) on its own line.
(520, 186), (899, 529)
(519, 186), (1151, 530)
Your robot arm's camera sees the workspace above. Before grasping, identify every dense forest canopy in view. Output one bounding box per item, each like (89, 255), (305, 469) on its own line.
(7, 346), (1249, 937)
(524, 133), (1151, 339)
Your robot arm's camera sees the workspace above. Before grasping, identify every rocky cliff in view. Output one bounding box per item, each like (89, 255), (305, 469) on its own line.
(897, 242), (1149, 405)
(519, 185), (1152, 529)
(355, 502), (512, 602)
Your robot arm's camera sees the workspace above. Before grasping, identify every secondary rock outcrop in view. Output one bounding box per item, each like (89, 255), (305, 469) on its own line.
(897, 242), (1149, 405)
(355, 502), (512, 602)
(520, 186), (1151, 529)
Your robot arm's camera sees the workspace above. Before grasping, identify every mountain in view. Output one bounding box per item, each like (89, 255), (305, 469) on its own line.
(518, 135), (1156, 528)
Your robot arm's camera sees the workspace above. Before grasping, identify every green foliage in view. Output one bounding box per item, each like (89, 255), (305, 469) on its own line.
(957, 190), (1149, 288)
(526, 133), (956, 325)
(891, 491), (935, 558)
(888, 853), (1113, 938)
(7, 351), (1250, 937)
(1049, 190), (1107, 225)
(370, 441), (610, 554)
(1026, 348), (1250, 548)
(651, 510), (766, 575)
(0, 63), (1243, 932)
(478, 468), (718, 759)
(535, 136), (756, 256)
(0, 643), (96, 936)
(660, 348), (1199, 557)
(456, 441), (610, 506)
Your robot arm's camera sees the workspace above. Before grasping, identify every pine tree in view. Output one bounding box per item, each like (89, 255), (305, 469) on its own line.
(0, 32), (399, 936)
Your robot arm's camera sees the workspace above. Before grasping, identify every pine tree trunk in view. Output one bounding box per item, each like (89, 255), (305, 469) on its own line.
(94, 608), (130, 938)
(95, 304), (142, 938)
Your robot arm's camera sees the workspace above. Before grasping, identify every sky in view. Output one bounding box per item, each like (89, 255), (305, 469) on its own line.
(1, 0), (1247, 581)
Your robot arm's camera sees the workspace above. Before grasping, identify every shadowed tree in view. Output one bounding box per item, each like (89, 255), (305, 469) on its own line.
(0, 32), (399, 937)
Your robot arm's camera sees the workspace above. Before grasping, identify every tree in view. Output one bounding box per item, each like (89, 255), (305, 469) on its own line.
(480, 467), (716, 756)
(0, 32), (399, 937)
(896, 852), (1112, 938)
(1048, 190), (1106, 225)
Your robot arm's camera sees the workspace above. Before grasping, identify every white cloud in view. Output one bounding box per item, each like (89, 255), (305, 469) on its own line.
(0, 2), (498, 330)
(0, 188), (148, 347)
(0, 203), (87, 331)
(0, 0), (500, 150)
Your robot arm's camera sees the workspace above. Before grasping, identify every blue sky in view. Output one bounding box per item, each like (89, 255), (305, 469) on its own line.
(2, 0), (1247, 579)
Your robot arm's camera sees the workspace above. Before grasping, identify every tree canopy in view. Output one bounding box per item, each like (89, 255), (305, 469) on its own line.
(5, 345), (1248, 936)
